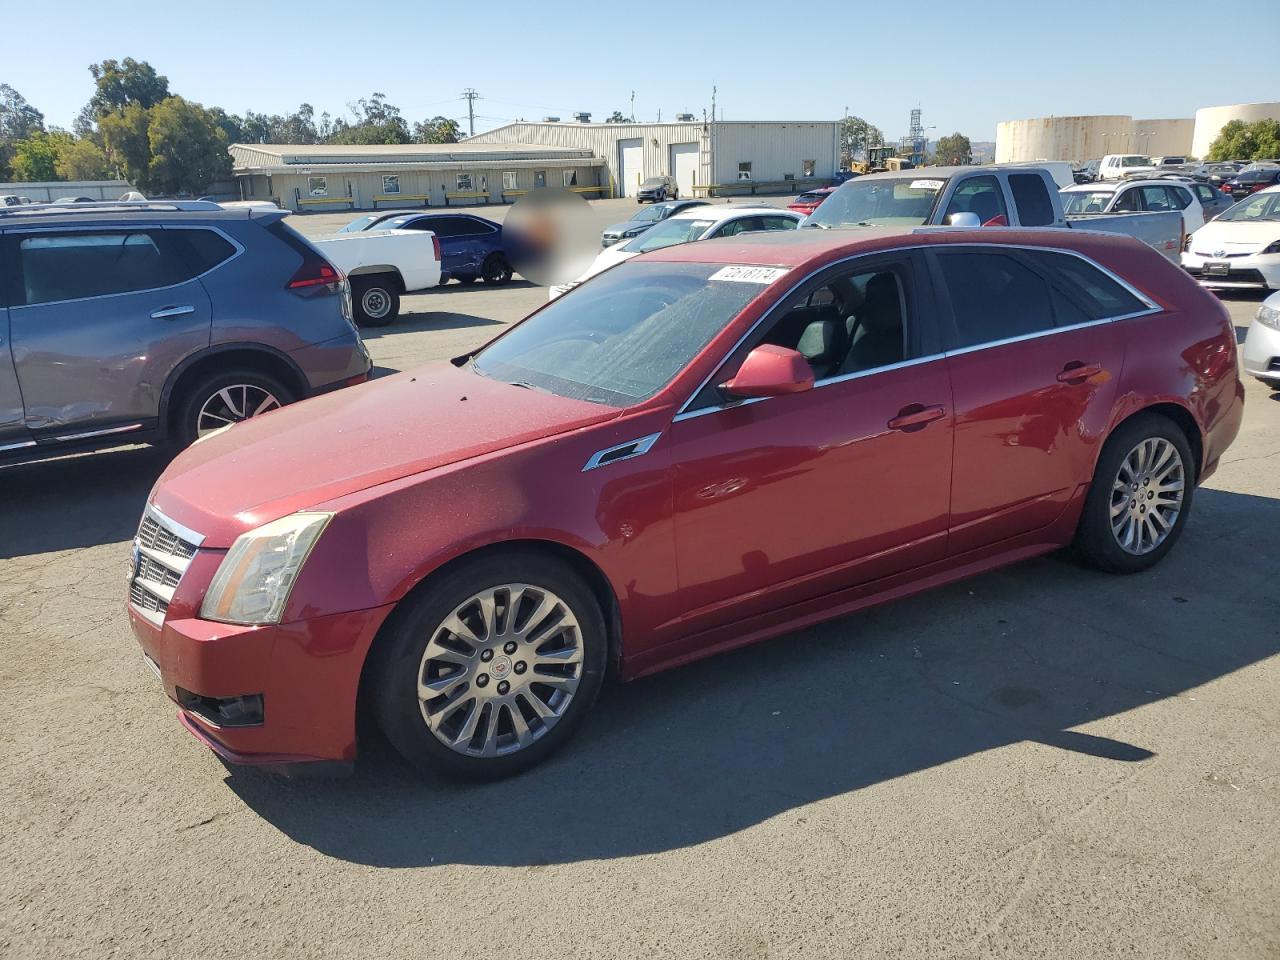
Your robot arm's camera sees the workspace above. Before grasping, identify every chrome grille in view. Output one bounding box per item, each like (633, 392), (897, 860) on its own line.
(128, 507), (204, 626)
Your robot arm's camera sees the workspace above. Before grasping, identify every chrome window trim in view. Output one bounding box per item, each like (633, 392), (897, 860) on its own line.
(148, 502), (206, 548)
(671, 241), (1161, 422)
(7, 223), (245, 309)
(582, 432), (663, 471)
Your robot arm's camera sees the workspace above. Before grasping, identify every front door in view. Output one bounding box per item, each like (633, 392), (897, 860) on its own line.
(666, 253), (953, 636)
(931, 246), (1132, 554)
(6, 228), (213, 434)
(0, 305), (32, 451)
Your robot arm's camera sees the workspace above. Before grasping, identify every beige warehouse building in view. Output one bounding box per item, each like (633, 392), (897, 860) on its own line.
(230, 142), (605, 212)
(466, 118), (841, 198)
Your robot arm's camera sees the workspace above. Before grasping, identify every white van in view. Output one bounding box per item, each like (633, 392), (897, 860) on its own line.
(1098, 154), (1156, 180)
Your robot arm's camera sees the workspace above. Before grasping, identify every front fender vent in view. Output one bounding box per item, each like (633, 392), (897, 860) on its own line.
(582, 433), (662, 472)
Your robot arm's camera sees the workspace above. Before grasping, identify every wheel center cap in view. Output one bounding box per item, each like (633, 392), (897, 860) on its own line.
(490, 656), (512, 680)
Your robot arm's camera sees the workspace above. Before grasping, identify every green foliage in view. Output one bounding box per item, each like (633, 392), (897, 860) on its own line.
(145, 97), (232, 195)
(55, 136), (111, 180)
(839, 116), (883, 165)
(605, 111), (634, 124)
(11, 130), (73, 181)
(0, 83), (45, 180)
(934, 132), (973, 166)
(413, 116), (461, 144)
(88, 58), (169, 119)
(328, 93), (411, 144)
(99, 102), (152, 187)
(1206, 119), (1280, 162)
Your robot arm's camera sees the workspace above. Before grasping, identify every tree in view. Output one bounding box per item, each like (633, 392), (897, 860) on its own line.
(1207, 119), (1280, 161)
(328, 93), (410, 144)
(412, 116), (460, 144)
(10, 131), (72, 181)
(605, 111), (634, 124)
(99, 101), (152, 187)
(145, 97), (232, 194)
(87, 58), (169, 119)
(55, 137), (111, 180)
(839, 115), (883, 166)
(0, 83), (45, 179)
(207, 107), (246, 145)
(933, 132), (973, 166)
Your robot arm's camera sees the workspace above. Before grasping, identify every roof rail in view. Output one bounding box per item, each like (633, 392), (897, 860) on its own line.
(0, 199), (224, 218)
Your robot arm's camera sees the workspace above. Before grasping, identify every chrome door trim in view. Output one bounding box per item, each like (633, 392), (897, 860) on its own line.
(582, 432), (662, 471)
(50, 422), (144, 442)
(151, 305), (197, 320)
(0, 438), (37, 452)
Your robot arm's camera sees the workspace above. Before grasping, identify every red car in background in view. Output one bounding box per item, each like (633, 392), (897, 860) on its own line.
(129, 225), (1243, 779)
(787, 186), (838, 217)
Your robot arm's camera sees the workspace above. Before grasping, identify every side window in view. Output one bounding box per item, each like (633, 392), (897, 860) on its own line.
(762, 216), (798, 231)
(755, 261), (914, 380)
(1111, 189), (1141, 212)
(169, 228), (237, 275)
(1195, 184), (1216, 204)
(713, 216), (759, 238)
(17, 231), (179, 306)
(936, 251), (1054, 348)
(1008, 173), (1055, 226)
(943, 176), (1008, 226)
(1026, 250), (1147, 320)
(452, 218), (494, 236)
(1139, 185), (1173, 211)
(422, 218), (461, 238)
(1167, 186), (1192, 210)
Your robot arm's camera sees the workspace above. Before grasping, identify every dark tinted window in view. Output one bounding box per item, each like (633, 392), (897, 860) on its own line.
(17, 231), (180, 306)
(421, 218), (463, 237)
(1028, 250), (1147, 320)
(937, 251), (1053, 348)
(1009, 173), (1055, 226)
(1112, 189), (1141, 212)
(451, 218), (495, 236)
(171, 228), (237, 274)
(1166, 186), (1192, 210)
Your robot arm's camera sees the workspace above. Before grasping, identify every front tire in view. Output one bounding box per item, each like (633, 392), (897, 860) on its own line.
(352, 276), (400, 327)
(369, 550), (607, 780)
(172, 368), (295, 447)
(1075, 413), (1195, 574)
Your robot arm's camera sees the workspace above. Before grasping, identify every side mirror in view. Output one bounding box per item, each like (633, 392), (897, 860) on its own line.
(945, 211), (981, 227)
(720, 345), (814, 400)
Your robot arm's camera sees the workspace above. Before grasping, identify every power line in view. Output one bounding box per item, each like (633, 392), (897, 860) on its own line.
(460, 88), (481, 137)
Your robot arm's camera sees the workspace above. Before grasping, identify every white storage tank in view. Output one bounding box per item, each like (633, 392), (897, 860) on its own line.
(1192, 102), (1280, 159)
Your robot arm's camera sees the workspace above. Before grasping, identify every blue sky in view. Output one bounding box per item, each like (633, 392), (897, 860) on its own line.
(5, 0), (1278, 141)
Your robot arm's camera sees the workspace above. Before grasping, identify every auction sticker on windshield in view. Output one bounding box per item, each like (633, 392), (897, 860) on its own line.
(709, 265), (790, 284)
(910, 179), (945, 191)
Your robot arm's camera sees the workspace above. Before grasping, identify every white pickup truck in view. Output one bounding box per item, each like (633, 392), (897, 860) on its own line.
(801, 165), (1185, 262)
(313, 228), (441, 326)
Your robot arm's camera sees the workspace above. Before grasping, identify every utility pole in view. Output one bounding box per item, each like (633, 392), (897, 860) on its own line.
(630, 90), (635, 122)
(461, 88), (480, 137)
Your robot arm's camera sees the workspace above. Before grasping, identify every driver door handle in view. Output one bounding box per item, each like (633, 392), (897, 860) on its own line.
(887, 404), (946, 431)
(151, 305), (195, 320)
(1057, 361), (1104, 383)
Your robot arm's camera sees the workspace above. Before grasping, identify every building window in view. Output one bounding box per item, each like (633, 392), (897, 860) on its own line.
(382, 175), (400, 195)
(456, 173), (473, 191)
(503, 171), (518, 190)
(563, 169), (578, 187)
(534, 170), (547, 188)
(308, 176), (327, 197)
(246, 179), (255, 197)
(478, 174), (487, 194)
(737, 162), (752, 181)
(802, 160), (816, 178)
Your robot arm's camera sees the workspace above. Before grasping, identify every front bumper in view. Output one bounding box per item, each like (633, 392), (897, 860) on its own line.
(1182, 250), (1280, 290)
(130, 602), (394, 767)
(1243, 317), (1280, 383)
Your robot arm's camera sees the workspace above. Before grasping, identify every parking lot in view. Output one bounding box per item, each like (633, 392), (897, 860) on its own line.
(2, 197), (1278, 959)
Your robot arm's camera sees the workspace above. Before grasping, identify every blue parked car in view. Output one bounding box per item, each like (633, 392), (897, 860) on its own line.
(339, 211), (513, 285)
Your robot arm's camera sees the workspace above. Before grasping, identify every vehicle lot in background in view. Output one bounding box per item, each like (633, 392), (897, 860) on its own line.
(1060, 178), (1205, 234)
(1222, 167), (1280, 200)
(336, 211), (513, 286)
(3, 194), (1278, 959)
(600, 198), (711, 246)
(787, 186), (837, 216)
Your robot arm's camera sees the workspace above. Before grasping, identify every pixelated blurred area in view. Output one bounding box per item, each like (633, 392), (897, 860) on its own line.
(504, 188), (597, 286)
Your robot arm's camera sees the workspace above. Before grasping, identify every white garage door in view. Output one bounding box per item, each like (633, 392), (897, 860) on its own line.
(670, 142), (698, 198)
(618, 138), (643, 197)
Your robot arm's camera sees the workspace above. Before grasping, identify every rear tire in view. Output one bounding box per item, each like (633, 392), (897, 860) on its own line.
(352, 276), (400, 327)
(481, 253), (513, 285)
(171, 368), (295, 447)
(1075, 413), (1195, 574)
(368, 550), (607, 780)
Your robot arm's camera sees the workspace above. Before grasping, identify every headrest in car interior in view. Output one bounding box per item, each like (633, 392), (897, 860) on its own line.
(797, 318), (843, 363)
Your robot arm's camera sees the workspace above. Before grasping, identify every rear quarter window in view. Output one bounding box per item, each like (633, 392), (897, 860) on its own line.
(1026, 250), (1148, 320)
(1009, 174), (1056, 226)
(169, 228), (237, 275)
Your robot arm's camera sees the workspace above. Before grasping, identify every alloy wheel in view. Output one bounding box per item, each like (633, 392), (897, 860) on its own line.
(1110, 437), (1185, 555)
(417, 583), (584, 757)
(196, 384), (281, 436)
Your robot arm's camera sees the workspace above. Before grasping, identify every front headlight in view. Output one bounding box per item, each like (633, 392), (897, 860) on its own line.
(201, 512), (333, 625)
(1257, 303), (1280, 331)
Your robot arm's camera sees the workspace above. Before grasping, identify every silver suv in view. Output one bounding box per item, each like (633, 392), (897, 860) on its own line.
(0, 200), (370, 461)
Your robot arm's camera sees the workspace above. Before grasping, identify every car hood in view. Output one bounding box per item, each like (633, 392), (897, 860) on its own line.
(603, 219), (654, 236)
(152, 363), (620, 546)
(1190, 220), (1280, 253)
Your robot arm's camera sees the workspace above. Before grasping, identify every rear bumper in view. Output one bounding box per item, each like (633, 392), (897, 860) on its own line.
(293, 332), (373, 395)
(130, 602), (395, 766)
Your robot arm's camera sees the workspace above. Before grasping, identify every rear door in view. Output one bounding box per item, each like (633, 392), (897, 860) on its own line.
(0, 239), (31, 450)
(930, 245), (1139, 554)
(416, 217), (467, 277)
(6, 226), (213, 435)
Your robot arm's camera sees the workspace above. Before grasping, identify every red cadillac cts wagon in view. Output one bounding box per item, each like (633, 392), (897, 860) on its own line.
(128, 226), (1244, 778)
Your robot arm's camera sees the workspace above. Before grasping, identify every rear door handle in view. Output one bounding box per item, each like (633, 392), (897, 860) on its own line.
(1057, 361), (1104, 383)
(151, 305), (195, 320)
(887, 404), (946, 431)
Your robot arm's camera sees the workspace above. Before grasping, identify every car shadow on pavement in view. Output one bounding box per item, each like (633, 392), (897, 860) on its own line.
(0, 444), (168, 558)
(357, 311), (506, 341)
(225, 486), (1280, 868)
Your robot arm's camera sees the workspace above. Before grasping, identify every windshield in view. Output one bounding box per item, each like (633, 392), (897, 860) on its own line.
(339, 214), (386, 233)
(1218, 192), (1280, 222)
(1061, 190), (1115, 214)
(803, 177), (943, 228)
(375, 215), (417, 230)
(471, 261), (773, 406)
(630, 205), (668, 224)
(621, 217), (715, 252)
(640, 178), (666, 187)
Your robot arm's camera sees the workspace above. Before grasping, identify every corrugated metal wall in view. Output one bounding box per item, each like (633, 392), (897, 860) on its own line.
(710, 123), (840, 185)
